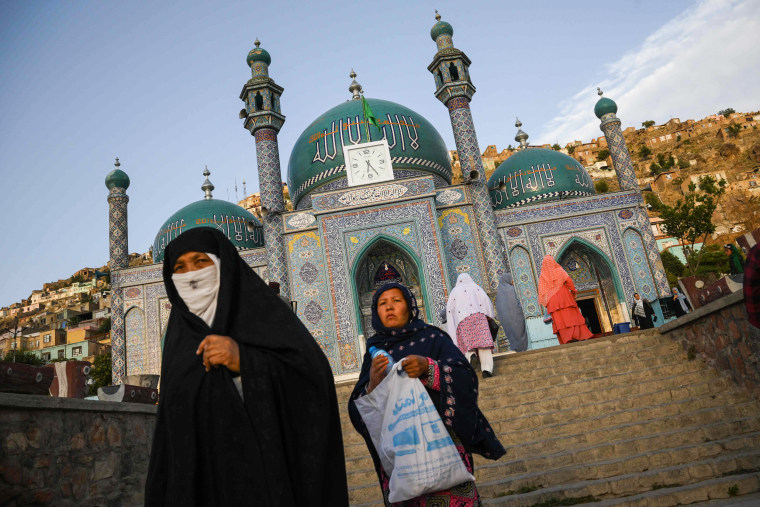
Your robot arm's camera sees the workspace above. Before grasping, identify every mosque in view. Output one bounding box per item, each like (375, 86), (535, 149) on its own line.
(104, 14), (671, 383)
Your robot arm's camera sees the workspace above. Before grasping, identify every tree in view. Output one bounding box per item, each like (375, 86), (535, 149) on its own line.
(642, 120), (656, 128)
(507, 144), (514, 151)
(1, 349), (46, 366)
(567, 145), (575, 154)
(552, 143), (561, 151)
(660, 249), (685, 287)
(645, 192), (664, 212)
(726, 124), (742, 138)
(659, 175), (727, 275)
(638, 145), (652, 159)
(99, 317), (111, 333)
(89, 353), (112, 395)
(596, 149), (610, 161)
(686, 244), (729, 278)
(718, 108), (735, 117)
(649, 162), (662, 176)
(594, 180), (609, 193)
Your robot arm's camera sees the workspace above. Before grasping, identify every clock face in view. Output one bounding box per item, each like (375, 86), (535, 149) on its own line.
(348, 146), (388, 183)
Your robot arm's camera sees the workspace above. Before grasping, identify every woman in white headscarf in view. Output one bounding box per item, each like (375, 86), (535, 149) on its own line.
(446, 274), (496, 378)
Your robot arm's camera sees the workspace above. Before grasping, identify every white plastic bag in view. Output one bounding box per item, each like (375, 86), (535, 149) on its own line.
(354, 361), (474, 502)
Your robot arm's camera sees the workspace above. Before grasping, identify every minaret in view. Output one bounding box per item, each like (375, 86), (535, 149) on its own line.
(105, 157), (130, 384)
(595, 91), (670, 298)
(595, 88), (638, 192)
(427, 12), (506, 293)
(240, 39), (290, 298)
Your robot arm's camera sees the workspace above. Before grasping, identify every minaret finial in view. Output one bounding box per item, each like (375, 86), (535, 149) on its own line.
(597, 87), (603, 97)
(114, 157), (120, 168)
(514, 118), (529, 149)
(202, 165), (214, 200)
(348, 69), (363, 101)
(254, 38), (260, 48)
(435, 10), (441, 21)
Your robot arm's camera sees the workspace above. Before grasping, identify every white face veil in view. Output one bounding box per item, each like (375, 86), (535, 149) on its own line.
(171, 253), (221, 327)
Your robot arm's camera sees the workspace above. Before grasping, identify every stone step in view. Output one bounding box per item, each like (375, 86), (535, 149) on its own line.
(473, 432), (760, 490)
(338, 373), (742, 450)
(344, 414), (760, 489)
(479, 450), (760, 505)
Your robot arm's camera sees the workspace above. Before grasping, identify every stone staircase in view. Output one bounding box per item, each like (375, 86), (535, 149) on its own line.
(336, 330), (760, 506)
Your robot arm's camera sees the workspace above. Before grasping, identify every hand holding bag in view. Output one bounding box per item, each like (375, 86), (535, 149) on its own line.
(354, 361), (474, 502)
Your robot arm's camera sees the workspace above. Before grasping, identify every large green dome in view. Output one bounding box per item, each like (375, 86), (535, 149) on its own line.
(488, 148), (596, 209)
(287, 98), (452, 209)
(152, 199), (264, 263)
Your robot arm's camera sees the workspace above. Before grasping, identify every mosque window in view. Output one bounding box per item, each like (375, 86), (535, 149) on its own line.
(436, 70), (443, 86)
(270, 94), (275, 110)
(449, 63), (459, 81)
(255, 92), (264, 111)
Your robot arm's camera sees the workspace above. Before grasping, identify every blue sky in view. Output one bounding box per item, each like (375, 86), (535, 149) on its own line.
(1, 0), (758, 307)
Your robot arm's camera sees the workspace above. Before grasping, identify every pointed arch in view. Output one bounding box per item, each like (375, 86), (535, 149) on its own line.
(125, 306), (145, 376)
(555, 237), (624, 299)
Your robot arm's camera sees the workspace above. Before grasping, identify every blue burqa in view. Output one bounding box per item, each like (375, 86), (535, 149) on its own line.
(495, 273), (529, 352)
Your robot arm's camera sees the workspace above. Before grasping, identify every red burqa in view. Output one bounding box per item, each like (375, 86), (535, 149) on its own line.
(538, 256), (593, 345)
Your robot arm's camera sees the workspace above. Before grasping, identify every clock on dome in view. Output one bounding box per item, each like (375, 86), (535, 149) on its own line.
(343, 140), (394, 187)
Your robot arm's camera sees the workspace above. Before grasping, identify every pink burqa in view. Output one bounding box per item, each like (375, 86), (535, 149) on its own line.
(538, 256), (593, 344)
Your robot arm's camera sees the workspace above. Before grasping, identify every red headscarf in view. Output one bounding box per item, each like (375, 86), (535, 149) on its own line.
(537, 255), (569, 306)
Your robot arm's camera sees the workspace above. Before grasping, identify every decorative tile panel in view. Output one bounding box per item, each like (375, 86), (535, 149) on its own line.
(508, 246), (540, 317)
(622, 228), (657, 302)
(321, 200), (448, 373)
(436, 207), (485, 289)
(125, 307), (146, 376)
(310, 176), (435, 212)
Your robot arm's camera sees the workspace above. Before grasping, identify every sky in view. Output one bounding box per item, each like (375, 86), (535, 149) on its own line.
(0, 0), (758, 308)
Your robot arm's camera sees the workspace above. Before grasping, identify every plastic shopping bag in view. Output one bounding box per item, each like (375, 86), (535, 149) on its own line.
(354, 361), (474, 502)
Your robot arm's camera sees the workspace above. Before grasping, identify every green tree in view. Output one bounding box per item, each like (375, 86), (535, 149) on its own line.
(718, 108), (735, 117)
(638, 145), (652, 159)
(89, 353), (112, 395)
(597, 149), (610, 161)
(660, 249), (685, 286)
(552, 143), (561, 151)
(99, 317), (111, 333)
(645, 192), (664, 212)
(1, 349), (46, 366)
(650, 162), (662, 176)
(659, 175), (727, 275)
(686, 244), (730, 277)
(726, 124), (742, 138)
(594, 180), (609, 193)
(642, 120), (656, 128)
(567, 145), (576, 154)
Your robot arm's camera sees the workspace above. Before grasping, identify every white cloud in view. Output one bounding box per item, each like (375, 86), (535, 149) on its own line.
(538, 0), (760, 144)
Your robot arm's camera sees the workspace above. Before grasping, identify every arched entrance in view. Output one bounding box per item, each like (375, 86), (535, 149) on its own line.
(557, 241), (626, 334)
(352, 238), (427, 338)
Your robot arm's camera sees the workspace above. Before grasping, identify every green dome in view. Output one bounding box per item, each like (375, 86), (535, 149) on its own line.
(105, 169), (130, 190)
(153, 199), (264, 263)
(430, 21), (453, 40)
(246, 47), (271, 67)
(488, 148), (596, 209)
(594, 97), (618, 119)
(287, 98), (453, 208)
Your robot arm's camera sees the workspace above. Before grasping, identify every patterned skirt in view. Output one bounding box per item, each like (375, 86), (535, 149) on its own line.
(455, 313), (494, 354)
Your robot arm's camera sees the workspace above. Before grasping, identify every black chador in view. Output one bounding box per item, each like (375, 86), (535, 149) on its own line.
(145, 227), (348, 506)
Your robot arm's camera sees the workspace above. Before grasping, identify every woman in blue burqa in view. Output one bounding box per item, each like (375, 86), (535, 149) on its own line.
(145, 227), (348, 506)
(495, 273), (529, 352)
(348, 282), (505, 506)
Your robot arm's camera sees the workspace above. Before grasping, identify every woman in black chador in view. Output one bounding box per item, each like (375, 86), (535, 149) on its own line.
(145, 227), (348, 506)
(348, 282), (505, 506)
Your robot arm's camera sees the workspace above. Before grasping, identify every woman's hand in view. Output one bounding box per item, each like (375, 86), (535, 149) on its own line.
(402, 355), (429, 379)
(196, 335), (240, 373)
(367, 354), (389, 393)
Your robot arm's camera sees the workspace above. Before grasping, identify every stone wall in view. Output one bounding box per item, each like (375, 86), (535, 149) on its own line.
(0, 394), (156, 506)
(659, 290), (760, 400)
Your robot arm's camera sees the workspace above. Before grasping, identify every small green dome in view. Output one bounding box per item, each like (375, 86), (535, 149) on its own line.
(594, 97), (618, 119)
(488, 148), (596, 209)
(153, 199), (264, 263)
(430, 21), (453, 40)
(105, 169), (130, 190)
(246, 46), (271, 67)
(287, 98), (452, 209)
